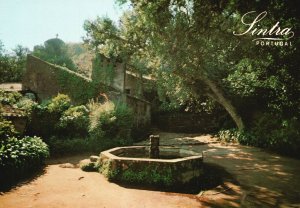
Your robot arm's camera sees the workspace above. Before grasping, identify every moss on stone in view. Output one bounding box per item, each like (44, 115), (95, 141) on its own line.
(80, 160), (99, 172)
(120, 165), (174, 187)
(98, 159), (175, 187)
(99, 159), (119, 180)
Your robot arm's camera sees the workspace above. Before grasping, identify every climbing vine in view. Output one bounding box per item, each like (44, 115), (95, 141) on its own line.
(92, 54), (116, 86)
(49, 62), (100, 104)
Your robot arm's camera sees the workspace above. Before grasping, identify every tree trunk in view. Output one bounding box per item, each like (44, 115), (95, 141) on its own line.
(173, 67), (244, 130)
(203, 78), (245, 130)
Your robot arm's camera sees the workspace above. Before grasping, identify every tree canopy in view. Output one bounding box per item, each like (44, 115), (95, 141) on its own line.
(33, 38), (77, 71)
(83, 0), (300, 155)
(0, 41), (30, 83)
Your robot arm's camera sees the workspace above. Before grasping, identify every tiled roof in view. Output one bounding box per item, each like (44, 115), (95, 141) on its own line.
(0, 83), (23, 92)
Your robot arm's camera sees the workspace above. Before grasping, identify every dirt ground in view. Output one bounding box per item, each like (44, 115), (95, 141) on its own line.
(0, 133), (300, 208)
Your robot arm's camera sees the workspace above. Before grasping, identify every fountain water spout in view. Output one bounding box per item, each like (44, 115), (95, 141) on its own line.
(149, 135), (160, 159)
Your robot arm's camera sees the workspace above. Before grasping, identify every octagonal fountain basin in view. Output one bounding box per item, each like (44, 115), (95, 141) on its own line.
(98, 146), (203, 188)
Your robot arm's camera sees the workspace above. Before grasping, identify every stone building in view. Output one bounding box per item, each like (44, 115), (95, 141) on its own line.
(22, 55), (151, 131)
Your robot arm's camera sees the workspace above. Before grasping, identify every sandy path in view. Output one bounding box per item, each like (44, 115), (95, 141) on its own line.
(0, 155), (202, 208)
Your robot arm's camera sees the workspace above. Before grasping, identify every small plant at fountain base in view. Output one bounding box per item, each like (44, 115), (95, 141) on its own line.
(99, 159), (119, 179)
(79, 159), (100, 172)
(97, 158), (175, 187)
(119, 165), (174, 187)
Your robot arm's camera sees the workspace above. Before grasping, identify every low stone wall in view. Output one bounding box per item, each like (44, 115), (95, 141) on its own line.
(154, 112), (223, 133)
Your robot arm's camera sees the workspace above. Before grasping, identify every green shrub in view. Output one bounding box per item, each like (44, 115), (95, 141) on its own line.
(217, 114), (300, 158)
(57, 105), (89, 137)
(88, 100), (114, 131)
(217, 129), (254, 144)
(80, 161), (99, 172)
(47, 137), (90, 155)
(88, 100), (133, 150)
(113, 103), (133, 140)
(27, 102), (60, 139)
(27, 95), (134, 155)
(0, 136), (49, 187)
(0, 117), (19, 139)
(47, 93), (71, 113)
(27, 94), (72, 139)
(47, 136), (113, 155)
(15, 97), (37, 115)
(0, 90), (22, 105)
(250, 114), (300, 157)
(0, 90), (36, 115)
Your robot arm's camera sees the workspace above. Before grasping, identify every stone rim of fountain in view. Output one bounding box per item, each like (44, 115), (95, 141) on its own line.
(100, 145), (203, 163)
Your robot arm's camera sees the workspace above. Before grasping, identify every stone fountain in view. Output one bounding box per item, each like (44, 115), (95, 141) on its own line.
(98, 135), (203, 187)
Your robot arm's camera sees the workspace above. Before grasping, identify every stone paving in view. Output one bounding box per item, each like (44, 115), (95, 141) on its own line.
(135, 132), (300, 207)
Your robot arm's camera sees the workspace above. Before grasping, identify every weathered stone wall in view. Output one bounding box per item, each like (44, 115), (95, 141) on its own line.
(113, 63), (125, 92)
(154, 112), (223, 133)
(125, 95), (151, 129)
(124, 72), (142, 97)
(91, 54), (125, 93)
(124, 72), (155, 99)
(23, 55), (106, 104)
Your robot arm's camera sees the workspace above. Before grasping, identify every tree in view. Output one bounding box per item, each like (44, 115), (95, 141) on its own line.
(84, 0), (299, 131)
(0, 41), (4, 55)
(33, 38), (77, 71)
(13, 45), (30, 79)
(84, 1), (246, 128)
(0, 41), (30, 83)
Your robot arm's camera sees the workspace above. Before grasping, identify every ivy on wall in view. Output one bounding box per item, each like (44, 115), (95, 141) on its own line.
(55, 64), (98, 104)
(92, 53), (115, 86)
(26, 55), (113, 104)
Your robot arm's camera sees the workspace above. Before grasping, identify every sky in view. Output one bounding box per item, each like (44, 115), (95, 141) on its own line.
(0, 0), (129, 51)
